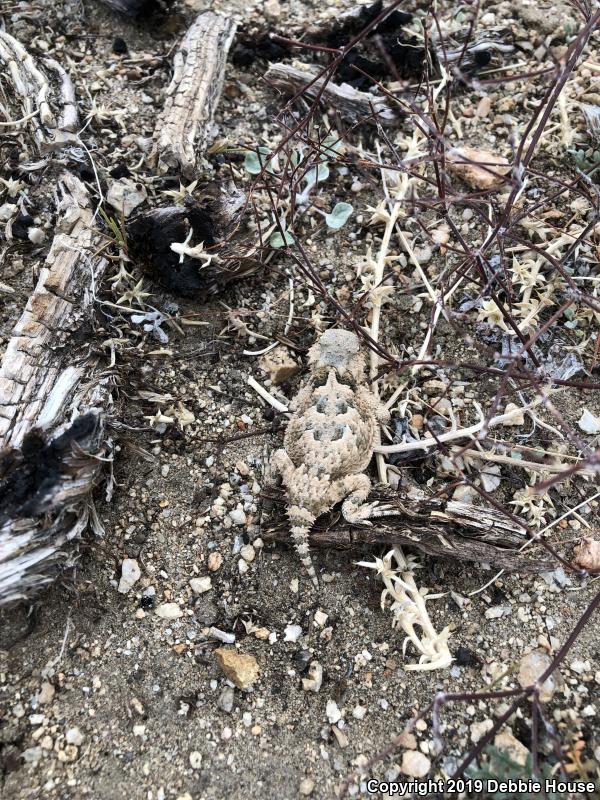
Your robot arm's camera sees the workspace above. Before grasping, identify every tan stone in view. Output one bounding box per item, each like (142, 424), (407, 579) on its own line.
(447, 146), (510, 190)
(259, 346), (300, 385)
(573, 537), (600, 571)
(494, 730), (530, 767)
(214, 647), (259, 689)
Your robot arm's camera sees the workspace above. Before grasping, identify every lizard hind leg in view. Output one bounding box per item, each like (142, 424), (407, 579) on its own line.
(338, 473), (378, 525)
(288, 506), (319, 589)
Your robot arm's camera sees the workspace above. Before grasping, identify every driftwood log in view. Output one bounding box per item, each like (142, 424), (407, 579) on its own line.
(152, 11), (237, 178)
(261, 486), (554, 572)
(265, 62), (401, 126)
(0, 172), (110, 606)
(0, 30), (78, 151)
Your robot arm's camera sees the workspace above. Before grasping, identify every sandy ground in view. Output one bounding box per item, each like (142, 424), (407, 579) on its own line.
(1, 0), (600, 799)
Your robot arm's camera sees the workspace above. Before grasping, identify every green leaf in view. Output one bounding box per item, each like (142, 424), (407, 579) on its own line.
(304, 163), (329, 186)
(325, 202), (353, 230)
(322, 134), (343, 158)
(244, 147), (273, 174)
(270, 230), (294, 248)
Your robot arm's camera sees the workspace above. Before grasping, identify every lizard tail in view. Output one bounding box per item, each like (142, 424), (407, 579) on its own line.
(288, 506), (319, 589)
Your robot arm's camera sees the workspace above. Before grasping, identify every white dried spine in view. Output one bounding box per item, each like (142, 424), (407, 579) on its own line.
(357, 548), (453, 671)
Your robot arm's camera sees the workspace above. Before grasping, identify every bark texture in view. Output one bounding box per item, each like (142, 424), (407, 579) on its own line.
(152, 11), (237, 177)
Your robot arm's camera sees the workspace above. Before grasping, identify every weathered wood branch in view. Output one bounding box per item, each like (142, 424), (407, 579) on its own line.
(0, 173), (110, 606)
(261, 486), (554, 572)
(152, 11), (237, 177)
(0, 31), (78, 151)
(264, 62), (401, 126)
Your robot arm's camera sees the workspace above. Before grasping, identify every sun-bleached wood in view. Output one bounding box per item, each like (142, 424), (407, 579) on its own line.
(152, 11), (237, 177)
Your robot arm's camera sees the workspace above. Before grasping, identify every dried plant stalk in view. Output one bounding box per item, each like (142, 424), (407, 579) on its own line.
(0, 30), (78, 150)
(265, 62), (401, 126)
(0, 173), (110, 606)
(261, 487), (554, 572)
(152, 11), (237, 177)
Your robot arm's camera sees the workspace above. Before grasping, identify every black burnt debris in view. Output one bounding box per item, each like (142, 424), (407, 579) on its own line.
(0, 414), (100, 520)
(126, 186), (254, 299)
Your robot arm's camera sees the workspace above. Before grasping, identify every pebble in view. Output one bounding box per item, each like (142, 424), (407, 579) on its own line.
(118, 558), (141, 594)
(573, 537), (600, 570)
(259, 346), (300, 384)
(214, 648), (260, 689)
(65, 727), (84, 747)
(518, 649), (557, 701)
(38, 682), (55, 705)
(218, 686), (235, 713)
(494, 731), (529, 766)
(240, 544), (255, 563)
(189, 751), (202, 769)
(447, 146), (510, 190)
(189, 577), (212, 594)
(208, 552), (223, 571)
(284, 624), (303, 642)
(352, 705), (367, 720)
(485, 605), (511, 619)
(302, 661), (323, 693)
(229, 507), (247, 526)
(401, 750), (431, 778)
(313, 610), (328, 627)
(326, 699), (342, 724)
(578, 409), (600, 435)
(238, 559), (249, 575)
(470, 719), (493, 742)
(27, 227), (45, 245)
(106, 178), (147, 218)
(155, 602), (183, 619)
(299, 778), (315, 796)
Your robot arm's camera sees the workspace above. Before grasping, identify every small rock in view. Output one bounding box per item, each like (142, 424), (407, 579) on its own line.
(397, 730), (417, 749)
(494, 731), (529, 767)
(229, 506), (246, 526)
(302, 661), (323, 693)
(573, 537), (600, 571)
(485, 605), (511, 619)
(214, 648), (260, 689)
(259, 346), (300, 385)
(299, 778), (314, 796)
(578, 409), (600, 435)
(480, 464), (502, 493)
(240, 544), (255, 563)
(284, 624), (303, 642)
(264, 0), (281, 19)
(218, 686), (235, 713)
(65, 727), (84, 747)
(27, 227), (45, 245)
(118, 558), (141, 594)
(189, 577), (212, 594)
(401, 750), (431, 778)
(22, 746), (42, 764)
(352, 705), (367, 720)
(189, 751), (202, 769)
(208, 552), (223, 571)
(470, 719), (494, 742)
(447, 147), (510, 190)
(155, 602), (183, 619)
(106, 178), (147, 218)
(332, 725), (349, 748)
(0, 202), (17, 221)
(38, 682), (55, 705)
(502, 402), (525, 426)
(326, 699), (342, 724)
(238, 559), (249, 575)
(313, 610), (328, 627)
(518, 649), (557, 701)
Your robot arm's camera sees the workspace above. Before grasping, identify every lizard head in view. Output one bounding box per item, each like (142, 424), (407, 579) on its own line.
(308, 329), (366, 381)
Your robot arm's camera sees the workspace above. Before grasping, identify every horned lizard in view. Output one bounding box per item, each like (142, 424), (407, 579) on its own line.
(273, 329), (390, 587)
